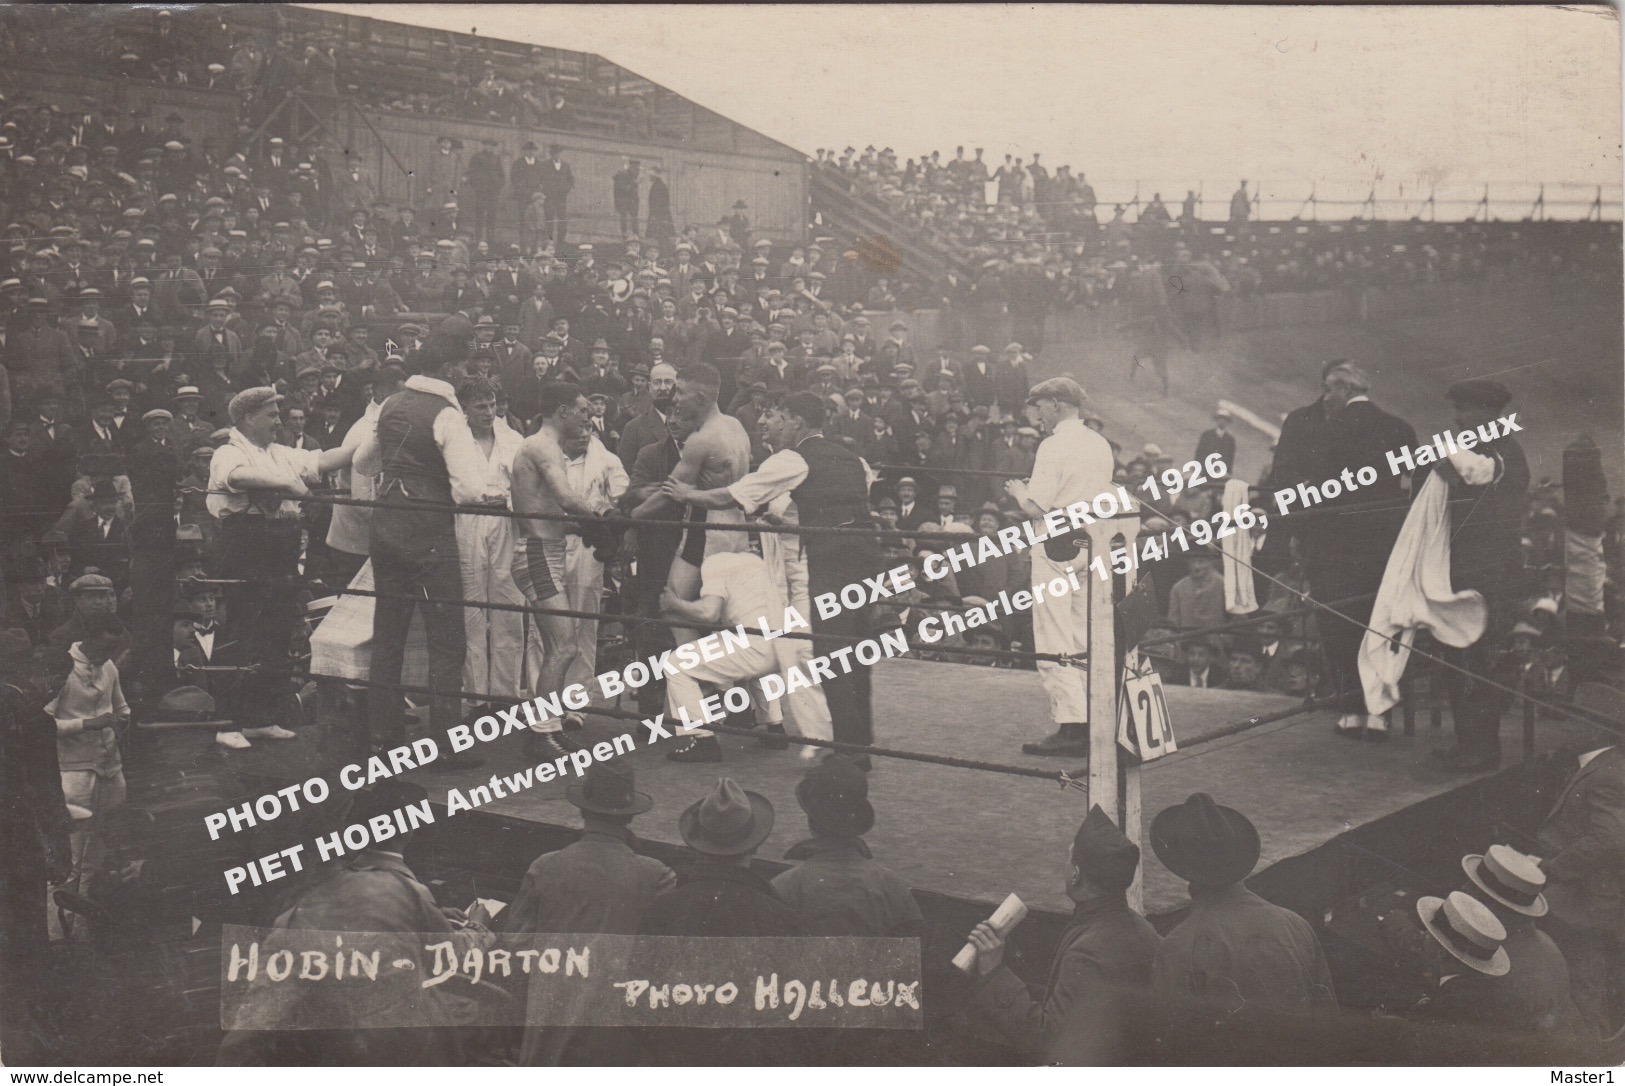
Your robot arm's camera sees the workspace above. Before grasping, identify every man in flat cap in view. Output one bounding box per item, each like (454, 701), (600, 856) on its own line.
(206, 387), (359, 750)
(1004, 377), (1113, 759)
(1426, 379), (1529, 772)
(968, 805), (1161, 1063)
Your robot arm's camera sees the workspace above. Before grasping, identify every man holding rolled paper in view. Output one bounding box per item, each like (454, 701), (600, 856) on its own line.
(965, 805), (1161, 1064)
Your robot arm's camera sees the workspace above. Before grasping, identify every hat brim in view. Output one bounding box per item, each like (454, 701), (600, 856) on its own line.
(1150, 802), (1261, 887)
(565, 782), (653, 817)
(794, 778), (876, 838)
(1417, 896), (1511, 976)
(678, 790), (775, 856)
(1461, 855), (1547, 918)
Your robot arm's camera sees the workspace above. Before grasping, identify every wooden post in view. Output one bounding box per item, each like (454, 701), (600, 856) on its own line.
(1083, 514), (1142, 910)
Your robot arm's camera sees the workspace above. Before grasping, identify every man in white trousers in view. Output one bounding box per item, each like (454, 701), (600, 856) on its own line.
(658, 549), (785, 764)
(662, 394), (840, 758)
(561, 427), (629, 696)
(454, 376), (530, 710)
(1003, 376), (1114, 760)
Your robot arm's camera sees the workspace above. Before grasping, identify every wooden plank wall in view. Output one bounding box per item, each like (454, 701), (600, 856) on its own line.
(347, 110), (808, 245)
(2, 66), (809, 245)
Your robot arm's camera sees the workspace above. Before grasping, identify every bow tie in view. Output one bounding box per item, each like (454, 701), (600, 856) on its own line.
(195, 623), (216, 634)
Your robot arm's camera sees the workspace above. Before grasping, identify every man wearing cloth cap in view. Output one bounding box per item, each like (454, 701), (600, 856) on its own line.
(1003, 377), (1114, 759)
(1195, 406), (1237, 478)
(206, 387), (359, 750)
(1425, 379), (1529, 772)
(968, 805), (1161, 1064)
(499, 760), (675, 1063)
(1454, 844), (1583, 1037)
(638, 778), (805, 1063)
(353, 318), (501, 765)
(1150, 793), (1337, 1025)
(663, 391), (873, 758)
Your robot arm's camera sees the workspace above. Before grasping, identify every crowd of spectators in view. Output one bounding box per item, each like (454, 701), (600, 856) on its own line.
(821, 145), (1620, 320)
(0, 5), (670, 142)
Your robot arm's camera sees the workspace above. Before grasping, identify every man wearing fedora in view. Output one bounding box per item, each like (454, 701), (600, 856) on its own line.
(1151, 793), (1337, 1018)
(500, 761), (675, 1065)
(1457, 844), (1583, 1038)
(967, 805), (1161, 1064)
(500, 761), (675, 939)
(639, 778), (804, 1064)
(772, 755), (922, 937)
(1535, 683), (1625, 1037)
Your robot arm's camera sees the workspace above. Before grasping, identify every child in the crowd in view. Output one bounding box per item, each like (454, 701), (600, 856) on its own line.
(46, 628), (130, 939)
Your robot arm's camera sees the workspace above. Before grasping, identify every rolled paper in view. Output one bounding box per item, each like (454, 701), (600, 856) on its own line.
(952, 892), (1028, 973)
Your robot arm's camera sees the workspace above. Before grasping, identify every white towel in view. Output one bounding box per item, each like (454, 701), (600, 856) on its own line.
(1359, 471), (1487, 715)
(1221, 477), (1259, 615)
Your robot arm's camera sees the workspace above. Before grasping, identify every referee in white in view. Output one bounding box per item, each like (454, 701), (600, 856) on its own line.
(1002, 376), (1115, 759)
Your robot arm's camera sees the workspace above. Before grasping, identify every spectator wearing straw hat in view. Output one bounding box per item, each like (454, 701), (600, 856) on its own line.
(1151, 793), (1337, 1016)
(968, 805), (1161, 1064)
(1456, 844), (1583, 1038)
(1414, 890), (1524, 1030)
(1534, 683), (1625, 1037)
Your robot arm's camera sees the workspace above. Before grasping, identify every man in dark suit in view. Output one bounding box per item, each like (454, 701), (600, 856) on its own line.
(1195, 407), (1238, 476)
(538, 144), (575, 248)
(68, 478), (130, 586)
(1305, 364), (1416, 740)
(894, 476), (930, 532)
(1427, 379), (1529, 770)
(1259, 360), (1344, 574)
(1157, 638), (1230, 689)
(1536, 683), (1625, 1037)
(508, 141), (545, 222)
(967, 805), (1161, 1064)
(826, 386), (872, 450)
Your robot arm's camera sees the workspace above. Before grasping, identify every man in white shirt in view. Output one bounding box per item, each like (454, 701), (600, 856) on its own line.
(453, 375), (529, 711)
(561, 427), (630, 698)
(1003, 377), (1115, 759)
(323, 360), (405, 586)
(664, 392), (850, 756)
(658, 550), (786, 763)
(207, 387), (359, 750)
